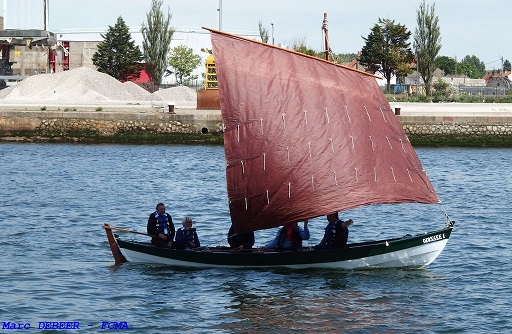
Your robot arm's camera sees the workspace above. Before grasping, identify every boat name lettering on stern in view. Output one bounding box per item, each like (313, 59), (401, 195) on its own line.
(422, 233), (445, 244)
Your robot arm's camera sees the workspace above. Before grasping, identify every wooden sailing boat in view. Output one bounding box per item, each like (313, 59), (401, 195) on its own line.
(104, 27), (454, 269)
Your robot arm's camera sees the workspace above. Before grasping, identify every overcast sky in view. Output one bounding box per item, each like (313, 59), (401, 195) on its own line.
(3, 0), (510, 70)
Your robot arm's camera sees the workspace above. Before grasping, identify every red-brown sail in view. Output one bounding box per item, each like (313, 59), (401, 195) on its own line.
(208, 28), (439, 234)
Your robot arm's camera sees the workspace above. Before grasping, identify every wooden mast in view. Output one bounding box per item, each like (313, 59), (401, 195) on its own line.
(322, 12), (329, 61)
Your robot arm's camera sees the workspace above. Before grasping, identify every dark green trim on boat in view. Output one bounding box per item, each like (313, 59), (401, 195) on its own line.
(116, 225), (453, 267)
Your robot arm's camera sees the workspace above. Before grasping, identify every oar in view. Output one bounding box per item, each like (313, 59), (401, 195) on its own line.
(103, 225), (157, 238)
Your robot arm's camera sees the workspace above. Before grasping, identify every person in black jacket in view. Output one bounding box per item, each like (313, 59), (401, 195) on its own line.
(314, 212), (353, 250)
(227, 224), (255, 249)
(175, 216), (200, 250)
(147, 202), (175, 249)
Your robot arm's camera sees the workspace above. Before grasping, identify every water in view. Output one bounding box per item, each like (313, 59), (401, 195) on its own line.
(1, 143), (511, 333)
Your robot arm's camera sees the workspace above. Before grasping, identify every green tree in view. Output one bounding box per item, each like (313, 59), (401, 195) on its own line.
(91, 16), (142, 81)
(436, 56), (456, 75)
(432, 77), (450, 99)
(293, 44), (318, 57)
(141, 0), (174, 90)
(288, 36), (318, 57)
(359, 18), (415, 92)
(167, 45), (202, 85)
(456, 62), (475, 78)
(332, 53), (358, 64)
(258, 21), (269, 43)
(503, 59), (511, 72)
(414, 0), (442, 96)
(395, 62), (414, 85)
(460, 55), (485, 78)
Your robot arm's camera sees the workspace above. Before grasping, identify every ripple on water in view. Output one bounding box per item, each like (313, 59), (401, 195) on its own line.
(0, 144), (511, 333)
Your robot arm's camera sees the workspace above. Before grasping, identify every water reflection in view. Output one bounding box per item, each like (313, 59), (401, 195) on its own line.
(215, 268), (445, 333)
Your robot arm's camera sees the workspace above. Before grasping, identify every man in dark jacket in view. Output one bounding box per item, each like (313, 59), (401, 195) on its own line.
(147, 202), (175, 248)
(314, 212), (353, 250)
(227, 224), (255, 249)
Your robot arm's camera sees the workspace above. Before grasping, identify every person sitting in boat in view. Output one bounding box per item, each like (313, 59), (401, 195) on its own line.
(147, 202), (175, 249)
(175, 216), (201, 250)
(314, 212), (353, 250)
(263, 220), (310, 251)
(227, 224), (255, 250)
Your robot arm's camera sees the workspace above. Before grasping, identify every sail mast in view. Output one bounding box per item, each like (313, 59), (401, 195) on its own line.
(322, 13), (329, 61)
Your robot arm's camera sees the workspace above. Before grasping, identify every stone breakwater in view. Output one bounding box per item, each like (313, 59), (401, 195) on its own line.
(400, 116), (512, 136)
(0, 110), (223, 137)
(1, 110), (512, 145)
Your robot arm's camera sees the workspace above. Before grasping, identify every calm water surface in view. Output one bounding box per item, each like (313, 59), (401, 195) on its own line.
(0, 143), (511, 333)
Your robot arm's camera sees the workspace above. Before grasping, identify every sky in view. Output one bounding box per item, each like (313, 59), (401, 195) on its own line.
(2, 0), (510, 70)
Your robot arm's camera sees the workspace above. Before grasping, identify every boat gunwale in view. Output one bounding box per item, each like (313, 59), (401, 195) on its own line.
(114, 225), (453, 267)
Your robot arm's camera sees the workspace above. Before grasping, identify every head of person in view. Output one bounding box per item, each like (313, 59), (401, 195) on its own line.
(282, 222), (298, 239)
(155, 203), (166, 216)
(182, 216), (193, 228)
(327, 212), (339, 223)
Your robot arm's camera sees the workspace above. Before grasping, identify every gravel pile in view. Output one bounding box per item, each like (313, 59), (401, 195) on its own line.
(151, 86), (197, 102)
(149, 86), (198, 107)
(0, 67), (198, 107)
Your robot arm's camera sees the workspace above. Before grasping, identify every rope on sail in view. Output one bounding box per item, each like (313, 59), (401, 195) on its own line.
(439, 202), (455, 227)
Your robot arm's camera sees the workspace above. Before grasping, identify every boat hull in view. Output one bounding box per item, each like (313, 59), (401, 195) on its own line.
(112, 226), (453, 269)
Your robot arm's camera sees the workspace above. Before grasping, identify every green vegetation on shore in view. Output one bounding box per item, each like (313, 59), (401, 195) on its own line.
(408, 134), (512, 147)
(2, 130), (512, 147)
(0, 130), (224, 145)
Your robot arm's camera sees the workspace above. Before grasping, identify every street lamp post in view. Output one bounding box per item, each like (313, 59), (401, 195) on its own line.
(271, 22), (274, 44)
(496, 54), (503, 74)
(217, 0), (222, 31)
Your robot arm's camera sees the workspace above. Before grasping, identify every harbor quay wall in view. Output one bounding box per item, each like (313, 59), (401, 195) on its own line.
(399, 115), (512, 136)
(0, 110), (223, 136)
(1, 110), (512, 144)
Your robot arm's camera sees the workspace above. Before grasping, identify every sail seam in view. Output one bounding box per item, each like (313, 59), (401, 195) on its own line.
(364, 106), (371, 121)
(386, 137), (393, 149)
